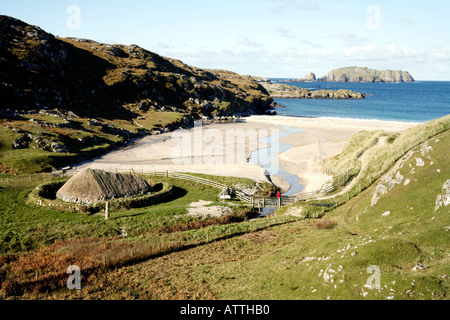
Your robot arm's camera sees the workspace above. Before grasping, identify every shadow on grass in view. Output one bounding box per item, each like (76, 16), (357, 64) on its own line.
(108, 186), (188, 219)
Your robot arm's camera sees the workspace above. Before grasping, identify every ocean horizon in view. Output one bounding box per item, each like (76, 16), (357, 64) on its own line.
(271, 80), (450, 123)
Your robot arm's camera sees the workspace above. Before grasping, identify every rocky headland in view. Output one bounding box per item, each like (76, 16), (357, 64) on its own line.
(256, 79), (366, 99)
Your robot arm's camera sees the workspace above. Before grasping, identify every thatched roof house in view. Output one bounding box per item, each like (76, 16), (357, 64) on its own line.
(56, 169), (152, 204)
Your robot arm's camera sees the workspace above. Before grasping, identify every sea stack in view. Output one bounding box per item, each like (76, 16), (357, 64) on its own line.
(304, 72), (316, 82)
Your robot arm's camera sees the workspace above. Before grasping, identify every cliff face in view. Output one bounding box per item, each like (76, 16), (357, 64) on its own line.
(319, 67), (415, 83)
(0, 15), (273, 119)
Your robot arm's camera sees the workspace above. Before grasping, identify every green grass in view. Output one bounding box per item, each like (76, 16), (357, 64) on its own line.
(325, 130), (390, 176)
(194, 129), (449, 300)
(0, 172), (256, 255)
(34, 127), (449, 300)
(1, 118), (449, 300)
(320, 114), (450, 202)
(0, 110), (187, 174)
(133, 110), (184, 130)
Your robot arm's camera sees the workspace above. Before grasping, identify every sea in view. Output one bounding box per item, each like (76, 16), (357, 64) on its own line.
(270, 80), (450, 122)
(250, 80), (450, 198)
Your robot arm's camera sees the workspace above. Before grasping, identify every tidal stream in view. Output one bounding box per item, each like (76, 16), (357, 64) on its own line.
(248, 125), (305, 197)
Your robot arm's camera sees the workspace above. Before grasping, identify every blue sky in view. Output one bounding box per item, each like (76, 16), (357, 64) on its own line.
(2, 0), (450, 80)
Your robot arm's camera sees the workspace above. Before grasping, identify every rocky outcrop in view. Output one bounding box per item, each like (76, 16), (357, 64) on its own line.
(258, 81), (365, 99)
(319, 67), (415, 83)
(11, 130), (69, 153)
(435, 179), (450, 212)
(285, 72), (317, 82)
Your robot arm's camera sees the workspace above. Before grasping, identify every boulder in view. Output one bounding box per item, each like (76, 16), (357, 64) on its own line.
(394, 171), (404, 184)
(416, 158), (425, 166)
(376, 183), (388, 195)
(51, 142), (68, 153)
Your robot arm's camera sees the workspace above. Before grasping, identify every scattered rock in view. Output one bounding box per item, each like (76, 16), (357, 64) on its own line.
(298, 256), (316, 264)
(435, 179), (450, 211)
(415, 158), (425, 167)
(412, 263), (426, 271)
(50, 142), (68, 153)
(12, 133), (31, 149)
(376, 184), (388, 195)
(420, 141), (433, 155)
(394, 171), (404, 184)
(381, 211), (391, 217)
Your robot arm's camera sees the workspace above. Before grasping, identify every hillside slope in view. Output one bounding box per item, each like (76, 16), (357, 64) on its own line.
(0, 15), (273, 118)
(0, 15), (274, 173)
(30, 123), (449, 300)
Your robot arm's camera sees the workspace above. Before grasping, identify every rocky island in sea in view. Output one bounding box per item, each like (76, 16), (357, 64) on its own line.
(284, 72), (317, 83)
(319, 66), (415, 83)
(255, 78), (366, 99)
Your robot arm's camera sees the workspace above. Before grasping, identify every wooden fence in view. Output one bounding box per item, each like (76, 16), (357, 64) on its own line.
(146, 170), (350, 208)
(293, 171), (350, 202)
(41, 168), (349, 208)
(148, 171), (253, 203)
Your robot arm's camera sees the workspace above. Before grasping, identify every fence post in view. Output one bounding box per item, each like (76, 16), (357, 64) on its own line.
(105, 201), (110, 220)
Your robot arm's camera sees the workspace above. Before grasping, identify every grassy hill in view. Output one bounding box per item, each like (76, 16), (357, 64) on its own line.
(0, 15), (273, 174)
(0, 116), (448, 300)
(67, 124), (447, 300)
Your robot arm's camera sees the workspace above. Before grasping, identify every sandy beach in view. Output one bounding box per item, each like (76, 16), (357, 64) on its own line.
(69, 115), (419, 195)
